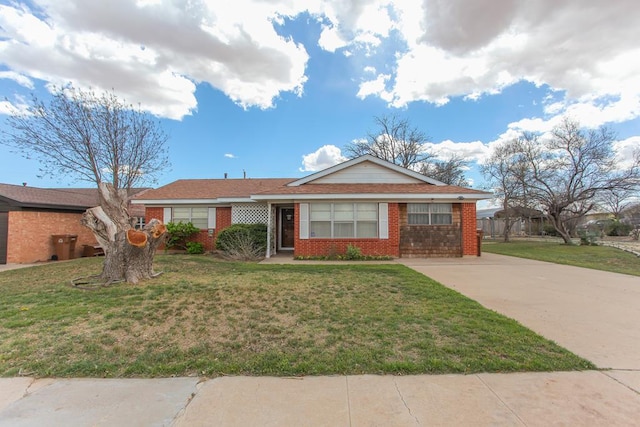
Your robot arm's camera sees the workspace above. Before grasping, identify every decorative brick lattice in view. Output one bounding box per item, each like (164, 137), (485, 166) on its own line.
(231, 203), (269, 224)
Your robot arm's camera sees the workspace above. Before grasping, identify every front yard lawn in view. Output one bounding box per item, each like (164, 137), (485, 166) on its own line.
(483, 240), (640, 276)
(0, 255), (593, 378)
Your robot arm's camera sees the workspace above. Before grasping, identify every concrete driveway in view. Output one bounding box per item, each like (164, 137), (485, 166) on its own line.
(398, 253), (640, 371)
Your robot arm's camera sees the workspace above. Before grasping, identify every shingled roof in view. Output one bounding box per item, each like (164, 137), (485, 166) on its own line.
(133, 178), (296, 201)
(0, 184), (99, 210)
(0, 183), (150, 214)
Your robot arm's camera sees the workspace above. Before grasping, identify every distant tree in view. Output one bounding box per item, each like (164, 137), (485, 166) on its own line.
(597, 187), (638, 219)
(2, 85), (170, 284)
(508, 118), (640, 244)
(481, 142), (527, 242)
(344, 114), (433, 169)
(419, 154), (470, 186)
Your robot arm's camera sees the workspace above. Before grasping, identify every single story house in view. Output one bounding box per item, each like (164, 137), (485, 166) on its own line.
(0, 183), (148, 264)
(134, 155), (491, 258)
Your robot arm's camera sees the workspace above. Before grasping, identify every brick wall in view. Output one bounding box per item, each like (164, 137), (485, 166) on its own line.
(7, 210), (97, 263)
(461, 203), (479, 256)
(399, 203), (463, 257)
(293, 203), (401, 258)
(146, 206), (233, 252)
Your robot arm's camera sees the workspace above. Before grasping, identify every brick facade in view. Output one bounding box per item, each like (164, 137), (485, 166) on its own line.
(293, 203), (401, 258)
(146, 201), (481, 258)
(147, 206), (233, 252)
(7, 211), (97, 263)
(461, 203), (479, 256)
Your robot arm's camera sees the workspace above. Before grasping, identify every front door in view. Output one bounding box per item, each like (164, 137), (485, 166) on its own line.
(279, 207), (294, 249)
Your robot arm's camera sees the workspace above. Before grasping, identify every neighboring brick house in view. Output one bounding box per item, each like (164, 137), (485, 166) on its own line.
(134, 155), (491, 258)
(0, 184), (148, 264)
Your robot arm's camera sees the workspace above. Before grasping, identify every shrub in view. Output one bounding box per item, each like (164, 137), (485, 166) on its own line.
(577, 229), (598, 246)
(165, 222), (200, 250)
(185, 241), (205, 254)
(542, 224), (560, 237)
(344, 244), (363, 260)
(605, 220), (632, 237)
(630, 228), (640, 241)
(216, 223), (267, 260)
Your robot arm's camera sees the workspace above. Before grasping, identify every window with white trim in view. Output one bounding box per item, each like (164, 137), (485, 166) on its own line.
(309, 202), (378, 238)
(407, 203), (453, 225)
(171, 207), (209, 229)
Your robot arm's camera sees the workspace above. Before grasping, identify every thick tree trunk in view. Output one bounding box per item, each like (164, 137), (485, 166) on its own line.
(81, 183), (166, 284)
(547, 213), (573, 245)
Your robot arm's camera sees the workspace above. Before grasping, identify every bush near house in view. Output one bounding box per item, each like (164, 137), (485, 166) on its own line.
(216, 223), (268, 260)
(165, 222), (200, 251)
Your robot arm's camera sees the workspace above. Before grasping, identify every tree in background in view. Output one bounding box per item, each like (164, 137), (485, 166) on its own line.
(2, 86), (170, 284)
(506, 118), (640, 244)
(344, 114), (470, 185)
(344, 114), (433, 169)
(419, 154), (470, 186)
(481, 142), (528, 242)
(598, 187), (638, 220)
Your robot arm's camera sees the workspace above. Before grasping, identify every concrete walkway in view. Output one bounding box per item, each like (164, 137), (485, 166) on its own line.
(1, 371), (639, 426)
(1, 254), (640, 425)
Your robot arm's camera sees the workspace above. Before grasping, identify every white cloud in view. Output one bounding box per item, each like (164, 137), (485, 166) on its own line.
(425, 140), (491, 164)
(0, 1), (310, 119)
(613, 136), (640, 170)
(300, 145), (347, 172)
(352, 0), (640, 128)
(224, 153), (236, 159)
(0, 71), (34, 89)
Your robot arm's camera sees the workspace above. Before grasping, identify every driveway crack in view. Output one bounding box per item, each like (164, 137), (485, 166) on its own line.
(393, 378), (420, 425)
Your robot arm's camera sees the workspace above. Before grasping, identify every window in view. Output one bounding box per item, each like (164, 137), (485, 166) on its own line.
(309, 203), (378, 238)
(172, 207), (209, 229)
(408, 203), (452, 225)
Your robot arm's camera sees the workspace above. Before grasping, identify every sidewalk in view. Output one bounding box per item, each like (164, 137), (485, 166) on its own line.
(1, 371), (639, 426)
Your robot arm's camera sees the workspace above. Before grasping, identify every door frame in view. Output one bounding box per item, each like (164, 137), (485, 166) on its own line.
(278, 206), (294, 250)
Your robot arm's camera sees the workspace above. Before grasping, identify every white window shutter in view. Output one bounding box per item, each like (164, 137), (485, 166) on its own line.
(299, 203), (309, 239)
(208, 207), (217, 229)
(379, 203), (389, 239)
(163, 207), (172, 223)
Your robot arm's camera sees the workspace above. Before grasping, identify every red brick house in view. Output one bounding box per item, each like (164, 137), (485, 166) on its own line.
(0, 184), (148, 264)
(133, 155), (491, 258)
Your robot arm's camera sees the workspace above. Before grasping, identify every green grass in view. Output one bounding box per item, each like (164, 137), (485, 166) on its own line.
(0, 255), (593, 378)
(483, 240), (640, 276)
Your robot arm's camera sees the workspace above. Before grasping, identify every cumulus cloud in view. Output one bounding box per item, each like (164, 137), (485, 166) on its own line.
(425, 140), (491, 164)
(2, 0), (639, 131)
(300, 144), (347, 172)
(356, 0), (640, 128)
(224, 153), (236, 159)
(0, 0), (310, 119)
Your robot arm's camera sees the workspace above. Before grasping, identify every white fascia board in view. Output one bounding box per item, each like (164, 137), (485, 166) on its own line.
(251, 193), (491, 201)
(287, 154), (445, 186)
(216, 198), (255, 203)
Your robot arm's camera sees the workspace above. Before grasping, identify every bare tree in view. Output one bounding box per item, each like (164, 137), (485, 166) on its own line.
(2, 86), (170, 284)
(481, 141), (527, 242)
(419, 154), (470, 186)
(509, 118), (640, 244)
(598, 187), (638, 219)
(344, 114), (433, 169)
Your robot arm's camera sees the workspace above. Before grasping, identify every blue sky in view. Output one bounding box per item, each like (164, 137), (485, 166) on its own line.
(1, 0), (639, 208)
